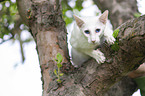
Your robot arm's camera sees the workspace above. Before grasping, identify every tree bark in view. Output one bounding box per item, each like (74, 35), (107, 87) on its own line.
(93, 0), (139, 95)
(17, 0), (145, 96)
(17, 0), (70, 95)
(28, 1), (70, 95)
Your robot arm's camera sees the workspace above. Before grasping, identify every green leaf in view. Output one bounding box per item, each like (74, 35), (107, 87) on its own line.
(64, 17), (73, 25)
(57, 79), (61, 83)
(59, 73), (64, 76)
(111, 41), (120, 51)
(57, 63), (62, 68)
(11, 12), (16, 16)
(134, 13), (141, 18)
(54, 69), (57, 76)
(113, 29), (119, 38)
(56, 53), (63, 63)
(53, 58), (57, 62)
(75, 0), (83, 11)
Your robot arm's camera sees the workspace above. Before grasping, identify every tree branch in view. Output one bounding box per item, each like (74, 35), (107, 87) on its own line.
(0, 36), (13, 44)
(93, 0), (140, 95)
(0, 0), (9, 2)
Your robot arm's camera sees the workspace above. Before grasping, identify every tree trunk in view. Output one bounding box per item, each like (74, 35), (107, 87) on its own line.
(17, 0), (70, 95)
(93, 0), (139, 95)
(17, 0), (145, 96)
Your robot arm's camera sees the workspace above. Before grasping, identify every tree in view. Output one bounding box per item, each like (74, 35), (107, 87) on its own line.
(1, 0), (144, 96)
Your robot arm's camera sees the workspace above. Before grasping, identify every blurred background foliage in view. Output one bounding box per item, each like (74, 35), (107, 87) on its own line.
(61, 0), (99, 25)
(0, 0), (17, 42)
(0, 0), (33, 63)
(61, 0), (83, 25)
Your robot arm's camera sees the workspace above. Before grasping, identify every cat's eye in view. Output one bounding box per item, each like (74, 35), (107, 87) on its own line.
(84, 30), (90, 34)
(95, 29), (100, 33)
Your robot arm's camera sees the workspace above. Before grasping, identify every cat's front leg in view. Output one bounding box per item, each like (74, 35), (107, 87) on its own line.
(85, 49), (106, 64)
(71, 48), (90, 67)
(104, 28), (115, 45)
(93, 49), (106, 64)
(105, 35), (115, 45)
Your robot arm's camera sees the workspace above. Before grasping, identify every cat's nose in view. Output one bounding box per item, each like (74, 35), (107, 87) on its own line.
(92, 41), (95, 43)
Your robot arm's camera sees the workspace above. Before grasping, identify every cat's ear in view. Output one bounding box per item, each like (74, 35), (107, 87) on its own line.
(73, 15), (85, 28)
(99, 10), (108, 24)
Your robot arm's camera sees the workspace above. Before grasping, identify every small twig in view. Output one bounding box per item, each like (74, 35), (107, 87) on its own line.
(0, 36), (14, 44)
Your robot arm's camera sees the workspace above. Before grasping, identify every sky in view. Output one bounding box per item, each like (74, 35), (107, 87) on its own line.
(0, 0), (145, 96)
(0, 33), (42, 96)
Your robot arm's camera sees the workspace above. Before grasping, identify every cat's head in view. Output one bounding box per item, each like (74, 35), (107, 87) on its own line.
(73, 10), (108, 44)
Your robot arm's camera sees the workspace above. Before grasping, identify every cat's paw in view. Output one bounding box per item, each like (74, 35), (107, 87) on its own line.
(106, 36), (115, 45)
(94, 50), (106, 64)
(96, 55), (106, 64)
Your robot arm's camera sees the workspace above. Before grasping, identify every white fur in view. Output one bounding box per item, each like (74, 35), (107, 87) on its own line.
(70, 15), (115, 67)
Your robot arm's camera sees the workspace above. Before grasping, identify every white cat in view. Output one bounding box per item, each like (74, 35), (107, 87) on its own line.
(70, 10), (115, 67)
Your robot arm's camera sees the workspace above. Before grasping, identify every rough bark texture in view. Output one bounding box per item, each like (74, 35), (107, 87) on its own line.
(17, 0), (70, 95)
(29, 1), (70, 95)
(93, 0), (139, 95)
(17, 0), (145, 96)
